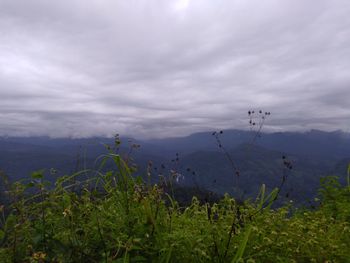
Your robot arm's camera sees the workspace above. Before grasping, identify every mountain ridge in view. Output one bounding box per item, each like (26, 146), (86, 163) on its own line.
(1, 129), (349, 204)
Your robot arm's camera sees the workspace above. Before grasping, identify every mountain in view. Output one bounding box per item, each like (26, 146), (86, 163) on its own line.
(144, 129), (350, 160)
(175, 143), (330, 203)
(0, 129), (349, 204)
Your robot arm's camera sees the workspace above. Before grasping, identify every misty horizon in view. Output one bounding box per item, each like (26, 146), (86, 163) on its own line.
(0, 128), (349, 141)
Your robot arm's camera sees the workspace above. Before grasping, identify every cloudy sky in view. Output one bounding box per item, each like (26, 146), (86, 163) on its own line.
(0, 0), (349, 138)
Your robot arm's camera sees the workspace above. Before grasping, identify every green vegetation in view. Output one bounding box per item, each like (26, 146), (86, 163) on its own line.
(0, 153), (349, 262)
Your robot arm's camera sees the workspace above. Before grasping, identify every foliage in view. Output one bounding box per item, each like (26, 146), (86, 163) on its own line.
(0, 154), (349, 262)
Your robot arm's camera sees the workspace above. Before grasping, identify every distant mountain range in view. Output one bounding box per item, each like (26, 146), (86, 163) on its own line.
(1, 129), (349, 204)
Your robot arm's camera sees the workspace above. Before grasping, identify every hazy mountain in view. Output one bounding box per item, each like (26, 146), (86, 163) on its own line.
(0, 129), (349, 204)
(176, 143), (330, 203)
(144, 129), (350, 160)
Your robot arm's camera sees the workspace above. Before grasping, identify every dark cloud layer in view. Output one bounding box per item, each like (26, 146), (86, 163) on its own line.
(1, 0), (350, 138)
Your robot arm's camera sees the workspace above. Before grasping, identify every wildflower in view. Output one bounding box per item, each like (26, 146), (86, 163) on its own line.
(32, 251), (46, 261)
(63, 208), (71, 217)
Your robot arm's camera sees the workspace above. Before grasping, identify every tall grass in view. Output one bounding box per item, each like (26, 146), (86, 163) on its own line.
(0, 149), (349, 262)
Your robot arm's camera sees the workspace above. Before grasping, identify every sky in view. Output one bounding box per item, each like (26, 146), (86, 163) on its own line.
(0, 0), (350, 138)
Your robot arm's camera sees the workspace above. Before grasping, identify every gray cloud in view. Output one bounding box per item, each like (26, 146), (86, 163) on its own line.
(1, 0), (350, 138)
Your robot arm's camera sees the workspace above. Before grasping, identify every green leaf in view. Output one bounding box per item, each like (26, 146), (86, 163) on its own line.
(256, 184), (265, 210)
(31, 170), (44, 179)
(164, 247), (173, 263)
(32, 233), (43, 245)
(25, 182), (35, 189)
(62, 193), (71, 206)
(130, 256), (148, 262)
(0, 230), (5, 240)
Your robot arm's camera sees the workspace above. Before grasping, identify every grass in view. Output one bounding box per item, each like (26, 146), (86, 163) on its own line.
(0, 151), (349, 262)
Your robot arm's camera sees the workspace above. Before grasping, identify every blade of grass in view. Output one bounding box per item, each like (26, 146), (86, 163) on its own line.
(232, 225), (252, 263)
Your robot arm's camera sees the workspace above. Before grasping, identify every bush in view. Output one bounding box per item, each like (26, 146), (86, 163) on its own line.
(0, 154), (349, 262)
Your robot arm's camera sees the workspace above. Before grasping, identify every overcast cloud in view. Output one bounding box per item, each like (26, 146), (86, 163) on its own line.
(0, 0), (350, 138)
